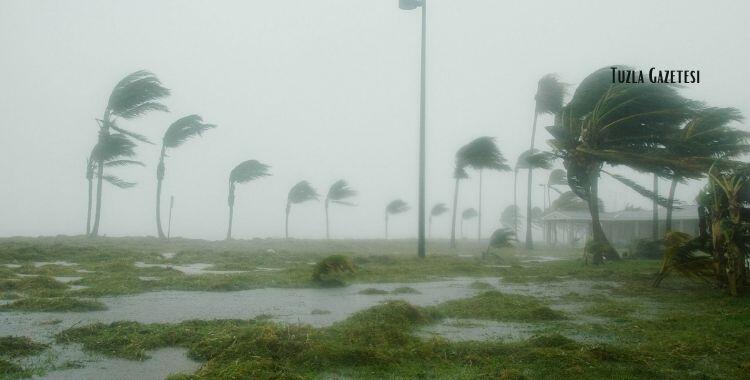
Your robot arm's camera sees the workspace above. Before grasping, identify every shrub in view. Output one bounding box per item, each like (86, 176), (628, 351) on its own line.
(311, 255), (355, 287)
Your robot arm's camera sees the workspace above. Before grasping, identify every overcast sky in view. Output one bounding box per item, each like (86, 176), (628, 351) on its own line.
(1, 0), (748, 240)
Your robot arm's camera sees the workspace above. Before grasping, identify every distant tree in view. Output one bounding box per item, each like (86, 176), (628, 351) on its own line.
(450, 164), (469, 248)
(500, 205), (520, 230)
(515, 149), (554, 242)
(286, 181), (319, 239)
(461, 208), (478, 239)
(483, 228), (516, 258)
(155, 115), (216, 239)
(429, 203), (448, 238)
(456, 137), (510, 242)
(546, 169), (567, 206)
(324, 180), (357, 239)
(89, 71), (170, 237)
(526, 74), (566, 248)
(385, 199), (409, 239)
(226, 160), (271, 240)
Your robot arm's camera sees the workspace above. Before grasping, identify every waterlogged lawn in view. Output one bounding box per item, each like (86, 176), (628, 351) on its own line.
(0, 237), (749, 378)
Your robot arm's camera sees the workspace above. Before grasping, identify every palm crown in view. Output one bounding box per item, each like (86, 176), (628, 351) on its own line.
(386, 199), (410, 215)
(326, 180), (357, 206)
(163, 115), (217, 149)
(288, 181), (319, 204)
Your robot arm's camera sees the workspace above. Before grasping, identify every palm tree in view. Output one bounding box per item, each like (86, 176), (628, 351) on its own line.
(385, 199), (409, 239)
(546, 169), (567, 209)
(324, 180), (357, 239)
(429, 203), (448, 238)
(456, 137), (510, 241)
(89, 71), (170, 237)
(85, 134), (144, 234)
(515, 149), (554, 246)
(663, 107), (748, 232)
(526, 74), (566, 249)
(226, 160), (271, 240)
(500, 205), (519, 230)
(484, 228), (516, 258)
(547, 66), (699, 263)
(155, 115), (217, 239)
(460, 208), (478, 239)
(286, 181), (319, 239)
(450, 165), (469, 248)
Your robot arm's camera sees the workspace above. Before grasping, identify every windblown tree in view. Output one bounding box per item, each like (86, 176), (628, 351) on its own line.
(546, 169), (567, 207)
(461, 208), (478, 239)
(483, 228), (516, 259)
(226, 160), (271, 240)
(450, 164), (469, 248)
(429, 203), (448, 238)
(89, 71), (170, 237)
(385, 199), (409, 239)
(547, 66), (699, 263)
(286, 181), (319, 239)
(456, 137), (510, 241)
(500, 205), (519, 231)
(155, 115), (216, 239)
(324, 180), (357, 239)
(526, 74), (567, 248)
(515, 149), (554, 245)
(85, 134), (144, 234)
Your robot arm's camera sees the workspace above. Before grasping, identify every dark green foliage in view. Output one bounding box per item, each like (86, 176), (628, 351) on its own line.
(229, 160), (271, 184)
(487, 229), (516, 249)
(456, 137), (510, 172)
(287, 181), (319, 204)
(326, 180), (357, 206)
(515, 149), (554, 171)
(311, 255), (355, 286)
(527, 333), (575, 348)
(107, 70), (170, 120)
(461, 208), (478, 220)
(430, 203), (448, 217)
(432, 291), (565, 322)
(535, 74), (567, 115)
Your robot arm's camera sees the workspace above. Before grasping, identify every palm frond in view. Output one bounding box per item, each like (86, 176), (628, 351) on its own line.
(108, 120), (154, 144)
(500, 205), (520, 228)
(91, 133), (138, 162)
(102, 175), (136, 189)
(430, 203), (448, 217)
(327, 180), (357, 202)
(462, 208), (478, 220)
(163, 114), (217, 148)
(288, 181), (319, 204)
(229, 160), (271, 184)
(535, 74), (567, 115)
(602, 171), (677, 208)
(457, 137), (511, 172)
(104, 160), (144, 167)
(488, 228), (516, 248)
(516, 149), (555, 170)
(107, 70), (170, 119)
(386, 199), (410, 215)
(548, 169), (567, 186)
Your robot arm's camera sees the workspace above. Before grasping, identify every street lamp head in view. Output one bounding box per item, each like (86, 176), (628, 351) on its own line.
(399, 0), (423, 10)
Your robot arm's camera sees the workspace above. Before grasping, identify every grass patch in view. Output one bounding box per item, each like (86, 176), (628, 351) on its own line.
(584, 298), (639, 319)
(0, 297), (106, 312)
(0, 358), (29, 379)
(391, 286), (420, 294)
(469, 281), (494, 290)
(357, 288), (389, 295)
(0, 336), (48, 358)
(432, 291), (566, 322)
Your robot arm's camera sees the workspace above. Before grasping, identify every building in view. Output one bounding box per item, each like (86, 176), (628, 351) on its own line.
(540, 206), (700, 246)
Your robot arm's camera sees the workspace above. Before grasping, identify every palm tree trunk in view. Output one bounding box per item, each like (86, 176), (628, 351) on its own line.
(513, 169), (518, 236)
(155, 147), (167, 239)
(285, 203), (291, 239)
(478, 169), (483, 242)
(89, 115), (110, 237)
(325, 200), (330, 240)
(652, 173), (659, 240)
(450, 178), (460, 248)
(86, 176), (93, 235)
(525, 109), (539, 249)
(226, 182), (235, 240)
(588, 170), (619, 263)
(665, 177), (678, 233)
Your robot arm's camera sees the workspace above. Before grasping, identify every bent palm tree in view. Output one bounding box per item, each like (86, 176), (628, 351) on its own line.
(155, 115), (216, 238)
(515, 149), (554, 243)
(526, 74), (566, 248)
(324, 180), (357, 239)
(484, 228), (516, 258)
(89, 71), (170, 237)
(226, 160), (271, 240)
(429, 203), (448, 238)
(450, 164), (469, 248)
(286, 181), (319, 239)
(461, 208), (478, 238)
(385, 199), (409, 239)
(457, 137), (510, 241)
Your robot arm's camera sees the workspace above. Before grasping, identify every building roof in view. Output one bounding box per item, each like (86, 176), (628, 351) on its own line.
(542, 206), (698, 222)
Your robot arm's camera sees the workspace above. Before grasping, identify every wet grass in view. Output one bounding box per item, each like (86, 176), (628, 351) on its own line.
(0, 336), (47, 379)
(432, 291), (566, 322)
(0, 296), (106, 312)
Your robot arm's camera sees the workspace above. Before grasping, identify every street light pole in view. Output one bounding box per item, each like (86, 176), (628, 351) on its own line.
(400, 0), (427, 258)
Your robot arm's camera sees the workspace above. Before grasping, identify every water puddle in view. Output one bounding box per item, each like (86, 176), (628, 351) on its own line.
(53, 277), (82, 284)
(133, 262), (246, 275)
(33, 262), (78, 268)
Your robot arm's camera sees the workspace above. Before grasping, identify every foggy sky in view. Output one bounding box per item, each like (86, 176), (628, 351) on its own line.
(1, 0), (748, 240)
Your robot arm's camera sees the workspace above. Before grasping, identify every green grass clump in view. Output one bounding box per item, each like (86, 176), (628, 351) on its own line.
(527, 333), (576, 348)
(357, 288), (389, 295)
(312, 255), (355, 287)
(469, 281), (494, 289)
(391, 286), (420, 294)
(584, 298), (639, 319)
(0, 336), (48, 358)
(0, 358), (29, 378)
(0, 297), (106, 312)
(432, 291), (565, 322)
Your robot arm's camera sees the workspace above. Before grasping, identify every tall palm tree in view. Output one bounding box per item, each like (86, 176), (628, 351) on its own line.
(324, 180), (357, 239)
(85, 134), (144, 234)
(155, 115), (216, 239)
(548, 66), (699, 263)
(385, 199), (409, 239)
(515, 149), (554, 245)
(89, 71), (170, 237)
(526, 74), (566, 249)
(461, 208), (478, 239)
(429, 203), (448, 238)
(226, 160), (271, 240)
(286, 181), (319, 239)
(456, 137), (510, 241)
(450, 164), (469, 248)
(663, 107), (748, 232)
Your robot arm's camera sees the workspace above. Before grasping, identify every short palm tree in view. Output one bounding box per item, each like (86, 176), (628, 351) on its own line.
(286, 181), (319, 239)
(155, 115), (216, 239)
(324, 180), (357, 239)
(484, 228), (516, 258)
(515, 149), (554, 246)
(226, 160), (271, 240)
(526, 74), (566, 247)
(85, 134), (144, 234)
(456, 137), (510, 241)
(461, 208), (478, 239)
(385, 199), (409, 239)
(89, 71), (170, 237)
(450, 164), (469, 248)
(429, 203), (448, 238)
